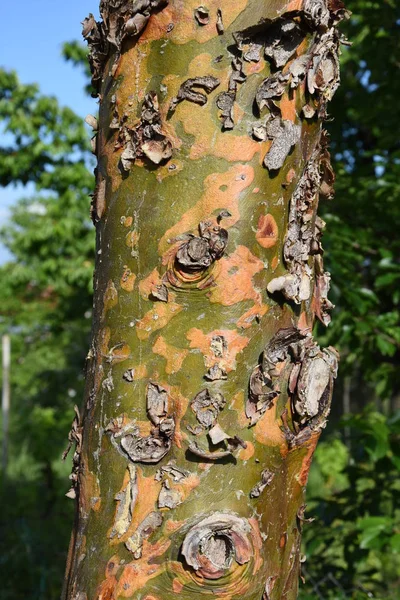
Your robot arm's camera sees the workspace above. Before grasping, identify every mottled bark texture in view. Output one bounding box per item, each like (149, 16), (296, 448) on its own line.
(62, 2), (348, 599)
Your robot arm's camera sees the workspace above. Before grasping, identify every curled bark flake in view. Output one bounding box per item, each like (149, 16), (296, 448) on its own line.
(307, 28), (341, 113)
(229, 57), (246, 91)
(169, 76), (220, 112)
(118, 92), (173, 172)
(216, 9), (224, 34)
(267, 141), (333, 314)
(123, 368), (135, 382)
(263, 118), (301, 172)
(62, 405), (82, 500)
(216, 57), (246, 130)
(304, 0), (330, 30)
(85, 114), (98, 130)
(194, 6), (210, 26)
(147, 382), (169, 425)
(83, 1), (169, 92)
(119, 383), (174, 463)
(243, 40), (263, 63)
(210, 334), (227, 358)
(291, 341), (339, 431)
(255, 73), (289, 115)
(150, 283), (169, 302)
(175, 220), (228, 274)
(204, 364), (227, 381)
(216, 91), (235, 130)
(288, 55), (309, 89)
(246, 328), (307, 425)
(188, 441), (232, 461)
(125, 511), (163, 558)
(208, 423), (230, 445)
(158, 481), (183, 509)
(181, 513), (252, 579)
(121, 427), (173, 463)
(90, 174), (106, 224)
(264, 19), (305, 70)
(250, 469), (275, 498)
(191, 389), (226, 429)
(110, 464), (138, 538)
(155, 461), (190, 482)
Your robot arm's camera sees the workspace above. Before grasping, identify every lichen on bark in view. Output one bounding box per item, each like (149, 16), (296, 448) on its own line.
(62, 2), (349, 599)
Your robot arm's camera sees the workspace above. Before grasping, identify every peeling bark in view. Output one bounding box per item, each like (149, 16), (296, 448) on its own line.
(63, 2), (348, 599)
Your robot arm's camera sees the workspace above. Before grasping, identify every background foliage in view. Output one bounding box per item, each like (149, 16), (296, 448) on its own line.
(0, 2), (399, 598)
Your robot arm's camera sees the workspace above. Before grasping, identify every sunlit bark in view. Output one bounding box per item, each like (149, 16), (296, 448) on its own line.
(62, 2), (348, 599)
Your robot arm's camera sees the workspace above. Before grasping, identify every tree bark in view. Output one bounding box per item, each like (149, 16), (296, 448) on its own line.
(62, 1), (348, 599)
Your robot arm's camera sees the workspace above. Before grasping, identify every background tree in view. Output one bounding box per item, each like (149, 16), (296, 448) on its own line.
(0, 1), (399, 599)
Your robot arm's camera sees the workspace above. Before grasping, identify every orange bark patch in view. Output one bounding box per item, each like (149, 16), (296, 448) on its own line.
(165, 518), (185, 533)
(285, 168), (296, 186)
(95, 555), (121, 600)
(238, 441), (255, 461)
(159, 164), (254, 254)
(230, 391), (248, 428)
(237, 304), (269, 329)
(208, 246), (264, 306)
(186, 328), (250, 372)
(139, 268), (162, 299)
(172, 578), (184, 593)
(136, 303), (183, 340)
(115, 539), (170, 598)
(256, 214), (279, 249)
(280, 94), (297, 122)
(121, 216), (133, 228)
(152, 336), (189, 374)
(296, 433), (320, 486)
(123, 468), (161, 540)
(103, 280), (118, 317)
(254, 405), (286, 447)
(249, 518), (263, 575)
(120, 266), (136, 292)
(271, 255), (279, 271)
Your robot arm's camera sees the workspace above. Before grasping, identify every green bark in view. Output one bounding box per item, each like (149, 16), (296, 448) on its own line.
(62, 1), (348, 599)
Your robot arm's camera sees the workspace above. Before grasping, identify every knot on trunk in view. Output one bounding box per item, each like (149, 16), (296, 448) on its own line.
(181, 513), (252, 580)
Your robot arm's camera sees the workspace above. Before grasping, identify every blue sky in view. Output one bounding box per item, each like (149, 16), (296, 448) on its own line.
(0, 0), (99, 262)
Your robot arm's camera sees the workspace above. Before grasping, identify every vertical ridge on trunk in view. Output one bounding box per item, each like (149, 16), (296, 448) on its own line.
(62, 2), (349, 599)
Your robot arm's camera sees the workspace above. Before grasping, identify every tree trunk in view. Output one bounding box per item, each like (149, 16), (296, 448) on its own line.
(62, 1), (348, 599)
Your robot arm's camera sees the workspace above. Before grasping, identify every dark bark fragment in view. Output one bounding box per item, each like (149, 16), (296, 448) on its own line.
(255, 73), (289, 115)
(150, 283), (169, 302)
(175, 220), (228, 274)
(169, 76), (220, 112)
(204, 364), (228, 381)
(191, 389), (226, 428)
(250, 469), (275, 498)
(216, 91), (235, 130)
(216, 9), (224, 34)
(246, 328), (306, 425)
(264, 19), (305, 69)
(83, 1), (169, 92)
(304, 0), (330, 30)
(267, 139), (333, 318)
(117, 92), (173, 172)
(263, 118), (301, 172)
(62, 405), (82, 499)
